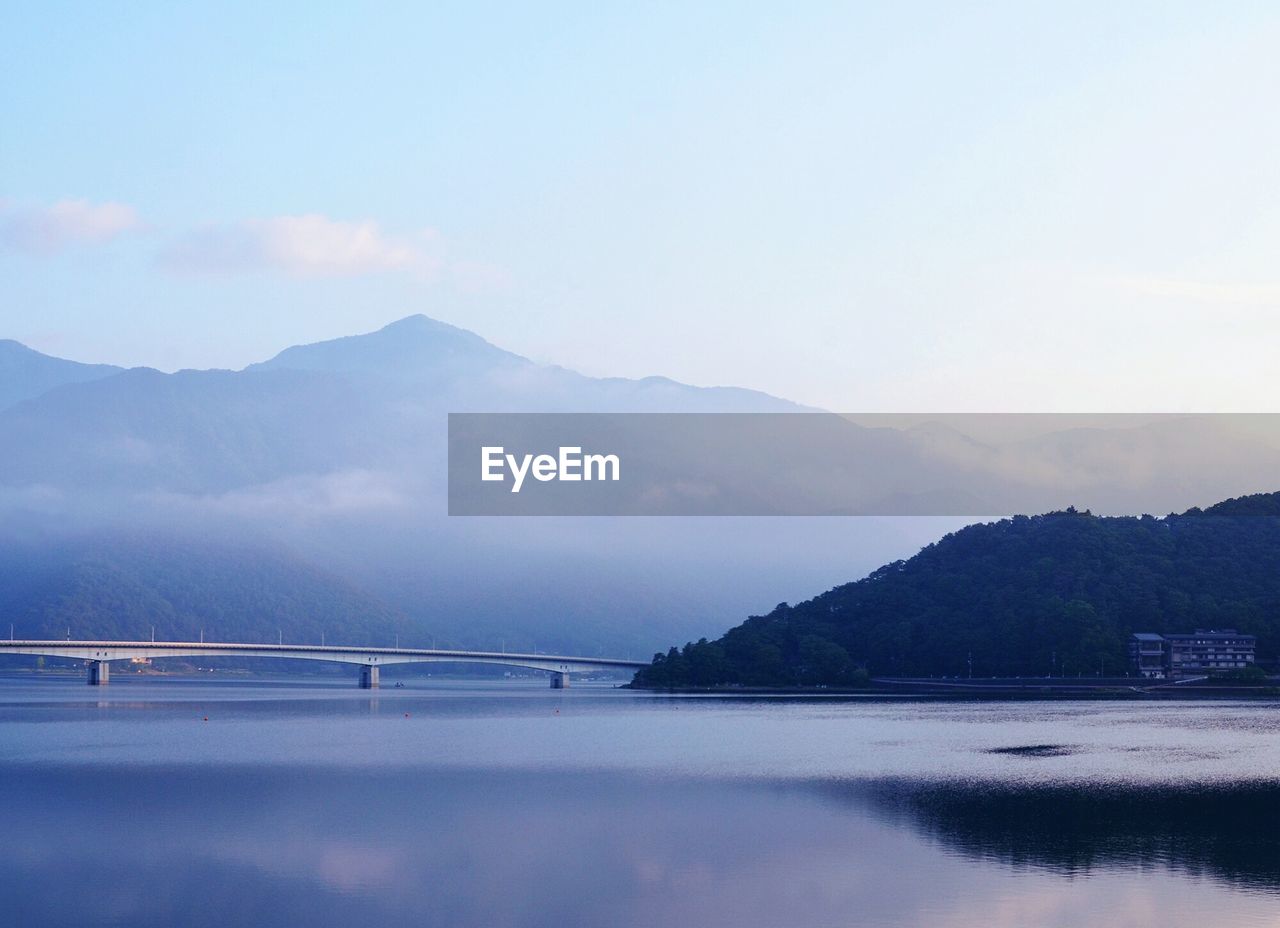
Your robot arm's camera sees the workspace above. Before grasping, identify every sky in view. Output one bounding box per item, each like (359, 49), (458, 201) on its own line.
(3, 1), (1279, 411)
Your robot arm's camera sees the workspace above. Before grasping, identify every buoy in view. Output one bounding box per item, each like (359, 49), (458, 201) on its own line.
(202, 717), (208, 722)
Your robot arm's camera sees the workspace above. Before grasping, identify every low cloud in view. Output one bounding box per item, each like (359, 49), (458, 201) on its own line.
(160, 213), (436, 278)
(143, 470), (414, 520)
(0, 199), (142, 253)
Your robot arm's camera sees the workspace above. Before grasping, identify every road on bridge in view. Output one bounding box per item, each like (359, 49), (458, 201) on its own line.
(0, 639), (648, 688)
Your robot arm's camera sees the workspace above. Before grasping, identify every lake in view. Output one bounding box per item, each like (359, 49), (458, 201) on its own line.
(2, 676), (1279, 927)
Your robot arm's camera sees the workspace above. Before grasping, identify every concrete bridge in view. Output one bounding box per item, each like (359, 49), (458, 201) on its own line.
(0, 640), (648, 688)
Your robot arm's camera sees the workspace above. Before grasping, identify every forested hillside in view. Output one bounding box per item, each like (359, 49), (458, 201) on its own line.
(636, 493), (1280, 686)
(0, 534), (413, 646)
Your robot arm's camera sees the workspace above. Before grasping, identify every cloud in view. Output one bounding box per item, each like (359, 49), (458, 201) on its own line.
(143, 470), (413, 520)
(160, 213), (436, 277)
(0, 199), (142, 253)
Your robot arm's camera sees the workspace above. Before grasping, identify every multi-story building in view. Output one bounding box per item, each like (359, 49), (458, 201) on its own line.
(1128, 629), (1256, 679)
(1129, 633), (1167, 678)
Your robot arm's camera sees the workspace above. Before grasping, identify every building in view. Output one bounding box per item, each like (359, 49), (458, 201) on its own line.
(1129, 633), (1167, 678)
(1165, 630), (1257, 676)
(1128, 629), (1256, 679)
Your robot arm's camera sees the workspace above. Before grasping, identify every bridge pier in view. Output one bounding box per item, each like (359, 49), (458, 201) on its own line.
(87, 661), (110, 686)
(359, 665), (380, 689)
(550, 671), (570, 689)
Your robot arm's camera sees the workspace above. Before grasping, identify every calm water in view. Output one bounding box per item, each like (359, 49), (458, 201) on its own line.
(3, 676), (1280, 927)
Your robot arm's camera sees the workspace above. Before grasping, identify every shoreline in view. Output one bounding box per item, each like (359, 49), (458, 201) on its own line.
(628, 678), (1280, 699)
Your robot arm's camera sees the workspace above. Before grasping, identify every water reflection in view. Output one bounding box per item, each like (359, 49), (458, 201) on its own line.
(857, 779), (1280, 892)
(5, 681), (1280, 927)
(1, 764), (1278, 928)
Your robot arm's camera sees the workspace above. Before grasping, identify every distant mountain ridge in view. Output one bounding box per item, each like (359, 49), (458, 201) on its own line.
(0, 315), (803, 494)
(247, 313), (807, 412)
(0, 339), (122, 411)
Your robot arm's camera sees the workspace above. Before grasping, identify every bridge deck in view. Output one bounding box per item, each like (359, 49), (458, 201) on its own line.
(0, 640), (647, 688)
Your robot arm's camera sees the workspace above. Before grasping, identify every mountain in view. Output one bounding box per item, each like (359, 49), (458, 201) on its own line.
(0, 315), (864, 658)
(248, 314), (529, 384)
(0, 532), (412, 646)
(0, 339), (121, 411)
(0, 366), (387, 492)
(634, 492), (1280, 686)
(251, 313), (807, 413)
(0, 315), (803, 494)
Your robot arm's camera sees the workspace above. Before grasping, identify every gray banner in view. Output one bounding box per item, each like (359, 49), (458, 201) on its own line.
(448, 413), (1280, 516)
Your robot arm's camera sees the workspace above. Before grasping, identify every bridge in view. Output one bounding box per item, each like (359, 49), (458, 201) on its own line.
(0, 640), (648, 688)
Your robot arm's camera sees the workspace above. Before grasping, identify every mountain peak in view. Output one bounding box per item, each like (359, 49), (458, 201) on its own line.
(379, 313), (450, 331)
(247, 314), (529, 381)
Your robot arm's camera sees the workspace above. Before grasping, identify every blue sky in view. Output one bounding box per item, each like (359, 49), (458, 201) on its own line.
(3, 1), (1279, 410)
